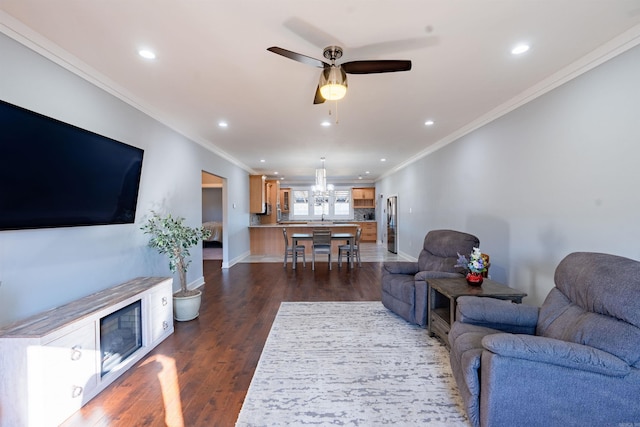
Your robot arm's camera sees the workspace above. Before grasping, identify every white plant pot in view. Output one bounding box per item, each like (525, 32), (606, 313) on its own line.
(173, 290), (202, 321)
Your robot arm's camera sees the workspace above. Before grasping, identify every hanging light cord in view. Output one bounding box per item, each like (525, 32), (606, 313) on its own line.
(328, 101), (340, 125)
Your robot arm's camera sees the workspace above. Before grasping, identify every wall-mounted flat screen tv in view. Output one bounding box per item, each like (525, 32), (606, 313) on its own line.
(0, 99), (144, 231)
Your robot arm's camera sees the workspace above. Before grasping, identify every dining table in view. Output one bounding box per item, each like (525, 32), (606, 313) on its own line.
(291, 232), (356, 269)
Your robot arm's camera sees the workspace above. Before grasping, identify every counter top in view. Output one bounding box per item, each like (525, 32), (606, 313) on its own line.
(249, 223), (360, 228)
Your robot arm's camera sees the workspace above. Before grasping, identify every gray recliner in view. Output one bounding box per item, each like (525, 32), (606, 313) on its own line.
(381, 229), (479, 327)
(449, 252), (640, 427)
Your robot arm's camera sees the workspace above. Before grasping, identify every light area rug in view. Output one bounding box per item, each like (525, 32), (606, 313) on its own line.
(236, 301), (470, 426)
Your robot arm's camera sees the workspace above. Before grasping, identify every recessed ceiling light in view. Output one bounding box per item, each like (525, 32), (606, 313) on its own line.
(424, 120), (435, 126)
(274, 171), (279, 175)
(218, 121), (228, 128)
(380, 158), (387, 162)
(365, 171), (370, 174)
(138, 49), (156, 59)
(321, 121), (331, 127)
(511, 44), (530, 55)
(260, 159), (266, 163)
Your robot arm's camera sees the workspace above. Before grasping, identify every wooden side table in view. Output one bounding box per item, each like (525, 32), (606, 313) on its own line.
(427, 277), (527, 348)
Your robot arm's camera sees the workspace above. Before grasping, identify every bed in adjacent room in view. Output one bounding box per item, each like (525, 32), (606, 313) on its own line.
(203, 221), (223, 244)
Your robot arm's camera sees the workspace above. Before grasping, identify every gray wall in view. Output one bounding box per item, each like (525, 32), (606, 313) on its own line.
(0, 33), (251, 327)
(202, 188), (223, 223)
(377, 44), (640, 306)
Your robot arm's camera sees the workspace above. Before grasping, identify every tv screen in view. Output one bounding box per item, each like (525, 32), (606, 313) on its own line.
(0, 99), (144, 230)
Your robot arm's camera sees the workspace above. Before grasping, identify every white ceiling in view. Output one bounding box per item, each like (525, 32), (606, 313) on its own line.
(2, 1), (640, 185)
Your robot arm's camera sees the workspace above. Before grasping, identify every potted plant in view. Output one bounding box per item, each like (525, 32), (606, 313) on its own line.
(142, 211), (211, 321)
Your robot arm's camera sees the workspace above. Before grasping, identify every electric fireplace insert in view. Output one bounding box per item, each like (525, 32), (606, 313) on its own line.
(100, 300), (142, 376)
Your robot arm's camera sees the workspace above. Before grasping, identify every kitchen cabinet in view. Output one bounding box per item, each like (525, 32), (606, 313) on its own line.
(280, 188), (290, 213)
(260, 180), (280, 224)
(352, 187), (375, 208)
(249, 175), (266, 213)
(355, 221), (377, 242)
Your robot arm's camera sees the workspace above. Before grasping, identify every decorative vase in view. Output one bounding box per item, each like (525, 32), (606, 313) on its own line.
(466, 272), (484, 286)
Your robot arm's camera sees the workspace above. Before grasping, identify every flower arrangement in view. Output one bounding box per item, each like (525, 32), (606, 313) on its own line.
(455, 247), (488, 275)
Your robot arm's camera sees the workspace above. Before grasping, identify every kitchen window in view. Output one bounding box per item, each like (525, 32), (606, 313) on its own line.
(291, 188), (351, 220)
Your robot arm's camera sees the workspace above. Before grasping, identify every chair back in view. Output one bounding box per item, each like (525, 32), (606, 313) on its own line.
(282, 227), (289, 248)
(354, 227), (362, 245)
(538, 252), (640, 367)
(312, 229), (332, 246)
(417, 229), (479, 273)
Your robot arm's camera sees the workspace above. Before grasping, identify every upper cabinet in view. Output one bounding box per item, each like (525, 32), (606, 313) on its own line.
(280, 188), (291, 213)
(352, 187), (375, 209)
(249, 175), (266, 213)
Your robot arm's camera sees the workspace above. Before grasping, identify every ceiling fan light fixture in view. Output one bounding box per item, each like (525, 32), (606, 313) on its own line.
(319, 66), (348, 101)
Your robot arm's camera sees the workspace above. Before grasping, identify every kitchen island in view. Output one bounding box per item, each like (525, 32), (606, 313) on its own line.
(249, 223), (359, 256)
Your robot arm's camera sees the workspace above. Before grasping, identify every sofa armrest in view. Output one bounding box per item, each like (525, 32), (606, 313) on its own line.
(382, 261), (419, 275)
(482, 334), (630, 377)
(415, 271), (463, 282)
(455, 296), (538, 334)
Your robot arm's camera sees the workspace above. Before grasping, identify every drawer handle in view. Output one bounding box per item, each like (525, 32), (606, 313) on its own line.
(70, 345), (82, 361)
(162, 321), (169, 330)
(71, 385), (83, 398)
(162, 297), (168, 306)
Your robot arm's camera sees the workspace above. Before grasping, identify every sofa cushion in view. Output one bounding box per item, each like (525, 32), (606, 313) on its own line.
(482, 334), (631, 376)
(381, 273), (415, 303)
(554, 252), (640, 328)
(456, 296), (539, 334)
(417, 229), (479, 272)
(538, 288), (640, 368)
(449, 322), (502, 427)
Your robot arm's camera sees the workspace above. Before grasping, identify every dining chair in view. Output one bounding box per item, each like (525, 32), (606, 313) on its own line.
(338, 227), (362, 268)
(282, 228), (305, 268)
(311, 229), (332, 270)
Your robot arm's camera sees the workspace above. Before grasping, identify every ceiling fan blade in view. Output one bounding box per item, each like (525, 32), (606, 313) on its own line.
(283, 17), (343, 50)
(267, 46), (328, 68)
(341, 60), (412, 74)
(349, 36), (439, 57)
(313, 85), (326, 104)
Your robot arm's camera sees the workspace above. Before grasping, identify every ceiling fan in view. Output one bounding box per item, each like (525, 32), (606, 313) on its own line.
(267, 45), (412, 104)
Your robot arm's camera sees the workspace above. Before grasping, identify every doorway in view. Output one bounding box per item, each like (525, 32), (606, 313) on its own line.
(202, 171), (225, 268)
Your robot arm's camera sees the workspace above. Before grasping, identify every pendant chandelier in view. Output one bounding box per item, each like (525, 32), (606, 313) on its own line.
(312, 157), (334, 195)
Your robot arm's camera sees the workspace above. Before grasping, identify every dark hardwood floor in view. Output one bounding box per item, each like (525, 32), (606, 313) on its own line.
(62, 260), (383, 427)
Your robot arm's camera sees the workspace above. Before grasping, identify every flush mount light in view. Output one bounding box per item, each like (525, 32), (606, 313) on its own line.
(511, 44), (530, 55)
(138, 49), (156, 59)
(424, 120), (435, 126)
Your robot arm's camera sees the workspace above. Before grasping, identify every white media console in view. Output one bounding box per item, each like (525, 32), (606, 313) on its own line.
(0, 277), (174, 427)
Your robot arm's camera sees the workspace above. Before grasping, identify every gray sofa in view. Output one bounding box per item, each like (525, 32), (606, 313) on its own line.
(381, 229), (479, 326)
(449, 252), (640, 427)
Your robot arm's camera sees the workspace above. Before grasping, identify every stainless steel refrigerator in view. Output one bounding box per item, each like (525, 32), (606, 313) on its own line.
(387, 196), (397, 253)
